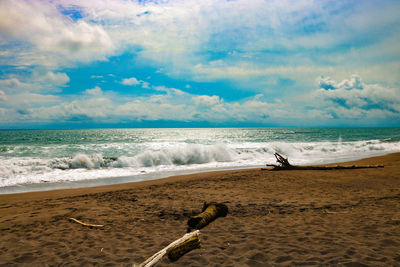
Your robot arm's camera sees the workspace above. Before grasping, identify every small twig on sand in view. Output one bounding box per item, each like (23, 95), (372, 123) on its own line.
(68, 217), (104, 228)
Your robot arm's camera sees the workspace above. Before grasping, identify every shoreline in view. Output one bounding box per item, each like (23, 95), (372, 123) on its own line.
(1, 151), (396, 196)
(0, 152), (390, 199)
(0, 165), (263, 196)
(0, 167), (260, 201)
(1, 153), (400, 265)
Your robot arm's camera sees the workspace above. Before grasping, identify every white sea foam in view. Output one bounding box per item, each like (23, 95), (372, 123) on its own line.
(0, 140), (399, 189)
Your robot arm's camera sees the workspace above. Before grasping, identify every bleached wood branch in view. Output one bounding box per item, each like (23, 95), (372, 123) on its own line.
(68, 217), (104, 228)
(134, 230), (200, 267)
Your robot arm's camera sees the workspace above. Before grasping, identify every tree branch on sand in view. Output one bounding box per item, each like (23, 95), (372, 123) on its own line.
(134, 202), (228, 266)
(68, 217), (104, 228)
(262, 152), (384, 171)
(134, 230), (200, 267)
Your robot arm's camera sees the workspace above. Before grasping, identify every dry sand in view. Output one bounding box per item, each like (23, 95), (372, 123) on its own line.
(1, 153), (400, 266)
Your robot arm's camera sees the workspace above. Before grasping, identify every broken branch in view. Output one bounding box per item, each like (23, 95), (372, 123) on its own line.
(135, 230), (200, 267)
(262, 152), (384, 171)
(167, 235), (201, 261)
(68, 217), (104, 228)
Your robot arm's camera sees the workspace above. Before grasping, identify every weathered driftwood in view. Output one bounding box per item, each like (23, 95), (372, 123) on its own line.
(262, 152), (384, 171)
(68, 217), (104, 228)
(188, 202), (228, 230)
(135, 230), (200, 267)
(167, 235), (201, 261)
(273, 152), (292, 167)
(263, 164), (384, 171)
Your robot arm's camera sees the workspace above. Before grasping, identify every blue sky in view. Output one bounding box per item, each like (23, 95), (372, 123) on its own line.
(0, 0), (399, 128)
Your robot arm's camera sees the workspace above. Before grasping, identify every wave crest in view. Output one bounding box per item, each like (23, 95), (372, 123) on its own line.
(1, 140), (400, 188)
(49, 144), (235, 170)
(136, 143), (234, 167)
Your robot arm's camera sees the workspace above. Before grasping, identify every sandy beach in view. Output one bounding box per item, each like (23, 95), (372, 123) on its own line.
(1, 153), (399, 266)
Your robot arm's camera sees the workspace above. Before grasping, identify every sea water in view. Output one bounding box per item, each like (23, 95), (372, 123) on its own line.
(1, 128), (399, 193)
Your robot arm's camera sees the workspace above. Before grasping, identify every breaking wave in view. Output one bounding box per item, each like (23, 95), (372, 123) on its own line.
(1, 140), (400, 188)
(48, 144), (235, 170)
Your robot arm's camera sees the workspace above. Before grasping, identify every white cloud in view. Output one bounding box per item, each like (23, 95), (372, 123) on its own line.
(0, 83), (281, 124)
(32, 71), (70, 86)
(0, 0), (114, 66)
(60, 0), (400, 86)
(121, 77), (140, 86)
(192, 95), (221, 107)
(1, 75), (399, 126)
(120, 77), (154, 89)
(41, 0), (324, 75)
(141, 81), (150, 89)
(1, 0), (399, 90)
(319, 74), (363, 90)
(85, 86), (102, 96)
(28, 93), (114, 121)
(0, 0), (399, 127)
(313, 75), (400, 118)
(0, 78), (32, 93)
(115, 101), (189, 122)
(6, 93), (59, 106)
(121, 78), (174, 93)
(0, 90), (7, 101)
(192, 62), (333, 81)
(0, 71), (69, 93)
(152, 86), (184, 95)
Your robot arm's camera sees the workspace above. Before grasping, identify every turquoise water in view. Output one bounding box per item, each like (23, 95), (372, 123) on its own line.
(1, 128), (399, 193)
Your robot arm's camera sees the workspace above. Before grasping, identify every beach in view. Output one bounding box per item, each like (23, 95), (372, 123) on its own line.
(1, 153), (399, 266)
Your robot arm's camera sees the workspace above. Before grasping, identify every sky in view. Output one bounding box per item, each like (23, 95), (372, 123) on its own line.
(0, 0), (399, 128)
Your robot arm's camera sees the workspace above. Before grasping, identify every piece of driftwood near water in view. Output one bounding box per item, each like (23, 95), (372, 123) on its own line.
(187, 202), (228, 231)
(134, 230), (200, 267)
(262, 152), (384, 171)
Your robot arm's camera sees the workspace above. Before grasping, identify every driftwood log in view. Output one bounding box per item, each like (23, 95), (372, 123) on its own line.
(262, 152), (384, 171)
(135, 230), (200, 267)
(135, 202), (229, 266)
(167, 235), (201, 261)
(188, 202), (228, 231)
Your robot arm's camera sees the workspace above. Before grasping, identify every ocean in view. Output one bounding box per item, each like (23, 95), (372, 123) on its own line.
(1, 128), (399, 194)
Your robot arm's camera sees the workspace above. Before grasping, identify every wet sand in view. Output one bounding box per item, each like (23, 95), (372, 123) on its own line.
(1, 153), (400, 266)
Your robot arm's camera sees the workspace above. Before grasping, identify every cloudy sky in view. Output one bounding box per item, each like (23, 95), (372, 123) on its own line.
(0, 0), (399, 128)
